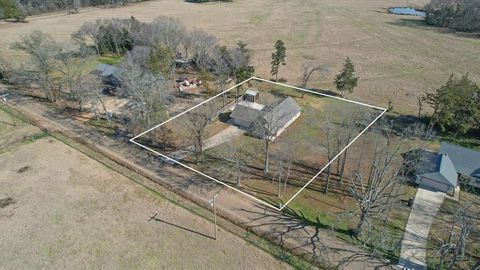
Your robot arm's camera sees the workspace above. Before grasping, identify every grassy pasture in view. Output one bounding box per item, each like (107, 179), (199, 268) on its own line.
(1, 0), (479, 115)
(0, 107), (296, 270)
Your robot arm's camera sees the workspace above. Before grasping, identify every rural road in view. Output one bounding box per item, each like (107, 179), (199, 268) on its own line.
(398, 188), (445, 270)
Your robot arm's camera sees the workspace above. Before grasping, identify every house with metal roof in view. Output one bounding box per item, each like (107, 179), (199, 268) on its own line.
(230, 91), (301, 140)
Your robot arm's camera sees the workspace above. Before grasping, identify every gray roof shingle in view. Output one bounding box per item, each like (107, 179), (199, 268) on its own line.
(418, 154), (458, 187)
(439, 142), (480, 177)
(230, 96), (301, 138)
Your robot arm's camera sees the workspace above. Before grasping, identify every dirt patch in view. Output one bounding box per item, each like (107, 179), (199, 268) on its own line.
(0, 197), (15, 208)
(16, 166), (30, 173)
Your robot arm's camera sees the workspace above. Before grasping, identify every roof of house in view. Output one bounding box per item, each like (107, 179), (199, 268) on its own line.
(230, 102), (264, 124)
(439, 142), (480, 177)
(95, 64), (122, 78)
(418, 154), (458, 187)
(230, 96), (301, 136)
(261, 97), (301, 128)
(409, 149), (438, 175)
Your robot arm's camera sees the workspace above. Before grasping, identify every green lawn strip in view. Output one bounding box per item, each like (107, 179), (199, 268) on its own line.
(0, 103), (31, 123)
(98, 55), (124, 65)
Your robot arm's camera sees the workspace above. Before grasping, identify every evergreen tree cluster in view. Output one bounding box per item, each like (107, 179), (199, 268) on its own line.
(425, 0), (480, 33)
(425, 74), (480, 136)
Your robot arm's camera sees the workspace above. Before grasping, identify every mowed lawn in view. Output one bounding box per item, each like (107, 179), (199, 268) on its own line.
(1, 0), (479, 114)
(0, 110), (292, 270)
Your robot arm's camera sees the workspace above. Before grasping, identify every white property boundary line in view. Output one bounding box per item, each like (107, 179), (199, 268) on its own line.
(130, 77), (387, 211)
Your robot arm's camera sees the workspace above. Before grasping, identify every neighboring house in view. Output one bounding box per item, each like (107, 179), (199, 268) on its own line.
(230, 90), (301, 140)
(93, 64), (123, 89)
(404, 142), (480, 194)
(438, 142), (480, 188)
(414, 151), (458, 194)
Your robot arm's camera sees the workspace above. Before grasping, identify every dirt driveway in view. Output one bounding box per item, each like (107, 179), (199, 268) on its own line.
(0, 111), (292, 269)
(398, 188), (445, 270)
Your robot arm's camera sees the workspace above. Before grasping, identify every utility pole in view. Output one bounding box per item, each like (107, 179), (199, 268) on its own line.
(209, 193), (219, 240)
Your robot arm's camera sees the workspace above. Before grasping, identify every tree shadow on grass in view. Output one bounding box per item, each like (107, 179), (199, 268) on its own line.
(388, 18), (480, 39)
(236, 204), (396, 269)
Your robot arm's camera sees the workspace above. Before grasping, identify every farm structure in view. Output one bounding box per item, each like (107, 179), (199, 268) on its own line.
(230, 90), (301, 140)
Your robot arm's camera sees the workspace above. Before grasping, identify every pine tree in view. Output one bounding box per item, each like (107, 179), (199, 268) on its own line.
(270, 40), (286, 82)
(334, 57), (359, 98)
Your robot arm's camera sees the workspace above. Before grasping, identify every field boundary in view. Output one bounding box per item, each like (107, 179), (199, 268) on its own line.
(131, 77), (388, 210)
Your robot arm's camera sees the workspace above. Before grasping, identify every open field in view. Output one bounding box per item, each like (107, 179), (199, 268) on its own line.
(0, 109), (293, 270)
(1, 0), (479, 115)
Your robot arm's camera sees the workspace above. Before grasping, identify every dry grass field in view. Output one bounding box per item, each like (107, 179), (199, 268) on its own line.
(1, 0), (479, 115)
(0, 110), (293, 270)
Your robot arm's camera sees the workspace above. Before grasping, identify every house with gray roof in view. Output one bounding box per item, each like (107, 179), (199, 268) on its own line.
(438, 142), (480, 188)
(230, 91), (301, 140)
(415, 153), (458, 194)
(405, 142), (480, 194)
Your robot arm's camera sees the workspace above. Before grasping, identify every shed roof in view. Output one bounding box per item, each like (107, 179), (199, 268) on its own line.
(95, 64), (122, 78)
(245, 89), (259, 96)
(439, 142), (480, 177)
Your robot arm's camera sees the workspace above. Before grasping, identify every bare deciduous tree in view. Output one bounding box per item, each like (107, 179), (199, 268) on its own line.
(12, 30), (60, 102)
(55, 45), (94, 106)
(299, 63), (329, 98)
(184, 102), (218, 165)
(72, 21), (101, 57)
(211, 45), (234, 106)
(120, 55), (170, 136)
(274, 140), (296, 198)
(253, 105), (296, 175)
(348, 122), (407, 238)
(148, 16), (186, 54)
(189, 28), (217, 70)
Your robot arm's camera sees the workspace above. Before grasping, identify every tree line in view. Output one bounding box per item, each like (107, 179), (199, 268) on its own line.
(425, 0), (480, 33)
(0, 0), (147, 20)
